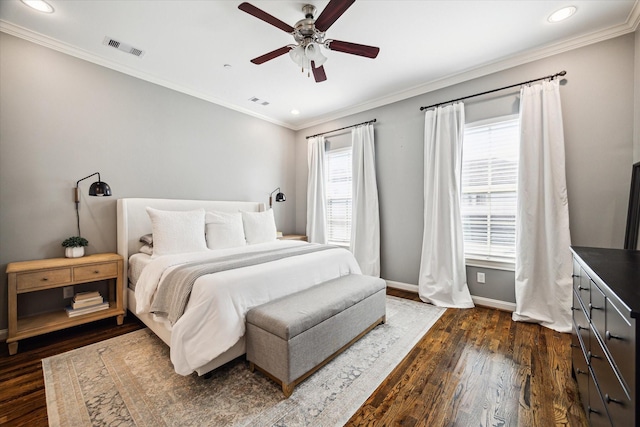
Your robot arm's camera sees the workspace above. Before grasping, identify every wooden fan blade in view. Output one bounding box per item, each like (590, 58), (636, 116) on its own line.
(238, 2), (294, 33)
(314, 0), (355, 32)
(250, 46), (291, 64)
(312, 62), (327, 82)
(326, 39), (380, 58)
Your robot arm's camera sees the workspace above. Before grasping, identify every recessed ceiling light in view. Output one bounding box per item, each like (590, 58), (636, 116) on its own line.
(548, 6), (577, 23)
(20, 0), (54, 13)
(291, 109), (300, 115)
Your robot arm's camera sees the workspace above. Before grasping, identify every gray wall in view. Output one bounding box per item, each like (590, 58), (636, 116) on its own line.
(636, 29), (640, 163)
(0, 33), (296, 329)
(295, 33), (637, 303)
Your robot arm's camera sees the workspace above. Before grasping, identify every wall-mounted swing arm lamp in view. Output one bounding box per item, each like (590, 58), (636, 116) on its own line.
(269, 187), (286, 209)
(74, 172), (112, 237)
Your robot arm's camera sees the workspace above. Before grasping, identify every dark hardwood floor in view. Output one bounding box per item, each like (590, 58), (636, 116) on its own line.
(0, 289), (587, 426)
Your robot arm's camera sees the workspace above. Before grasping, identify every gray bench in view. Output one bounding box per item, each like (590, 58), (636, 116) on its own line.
(246, 274), (386, 397)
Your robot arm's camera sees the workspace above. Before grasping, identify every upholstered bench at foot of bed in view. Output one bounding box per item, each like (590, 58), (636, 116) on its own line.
(245, 274), (387, 397)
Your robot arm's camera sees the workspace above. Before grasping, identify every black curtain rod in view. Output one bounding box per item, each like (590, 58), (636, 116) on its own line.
(306, 119), (377, 139)
(419, 70), (567, 111)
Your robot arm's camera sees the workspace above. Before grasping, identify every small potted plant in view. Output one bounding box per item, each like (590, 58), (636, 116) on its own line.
(62, 236), (89, 258)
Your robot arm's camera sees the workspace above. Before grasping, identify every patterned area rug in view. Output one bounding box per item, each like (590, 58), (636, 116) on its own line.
(43, 296), (445, 426)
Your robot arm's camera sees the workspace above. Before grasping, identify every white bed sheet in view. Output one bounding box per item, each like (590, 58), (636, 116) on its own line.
(134, 240), (362, 375)
(128, 253), (153, 287)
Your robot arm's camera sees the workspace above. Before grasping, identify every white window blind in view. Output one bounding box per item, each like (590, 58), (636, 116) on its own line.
(461, 116), (519, 266)
(325, 147), (352, 246)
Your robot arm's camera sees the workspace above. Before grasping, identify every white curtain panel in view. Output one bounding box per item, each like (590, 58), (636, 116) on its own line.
(513, 80), (572, 332)
(306, 136), (328, 244)
(351, 124), (380, 277)
(419, 103), (474, 308)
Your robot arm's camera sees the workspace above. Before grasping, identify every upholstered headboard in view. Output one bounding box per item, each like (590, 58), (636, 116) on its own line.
(116, 198), (265, 308)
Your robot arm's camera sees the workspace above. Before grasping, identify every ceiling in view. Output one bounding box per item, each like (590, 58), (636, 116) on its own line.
(1, 1), (638, 130)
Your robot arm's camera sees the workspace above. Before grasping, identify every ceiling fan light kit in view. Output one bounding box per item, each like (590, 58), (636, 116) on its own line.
(238, 0), (379, 83)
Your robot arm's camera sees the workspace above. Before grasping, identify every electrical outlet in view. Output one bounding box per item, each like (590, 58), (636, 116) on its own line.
(63, 286), (74, 299)
(477, 272), (486, 284)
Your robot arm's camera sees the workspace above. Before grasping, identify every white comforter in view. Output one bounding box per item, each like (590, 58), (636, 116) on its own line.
(134, 240), (361, 375)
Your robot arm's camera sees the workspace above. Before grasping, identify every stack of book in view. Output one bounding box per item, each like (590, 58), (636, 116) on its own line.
(66, 291), (109, 317)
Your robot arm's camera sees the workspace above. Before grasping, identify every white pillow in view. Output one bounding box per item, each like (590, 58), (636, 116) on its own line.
(146, 207), (207, 257)
(139, 244), (153, 255)
(241, 209), (277, 244)
(205, 211), (246, 250)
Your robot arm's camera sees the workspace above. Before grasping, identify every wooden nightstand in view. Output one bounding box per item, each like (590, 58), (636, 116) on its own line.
(278, 235), (308, 241)
(6, 253), (124, 355)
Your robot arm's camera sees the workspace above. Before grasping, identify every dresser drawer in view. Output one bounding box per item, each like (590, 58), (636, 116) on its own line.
(577, 270), (592, 310)
(605, 299), (635, 395)
(572, 327), (590, 415)
(73, 262), (118, 282)
(16, 268), (72, 292)
(590, 343), (633, 427)
(590, 281), (606, 340)
(588, 370), (613, 427)
(573, 292), (591, 351)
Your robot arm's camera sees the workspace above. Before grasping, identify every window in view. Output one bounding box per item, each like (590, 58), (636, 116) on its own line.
(461, 116), (519, 268)
(325, 147), (352, 246)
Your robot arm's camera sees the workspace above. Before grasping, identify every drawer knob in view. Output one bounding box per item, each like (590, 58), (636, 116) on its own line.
(94, 270), (100, 274)
(578, 286), (588, 291)
(587, 406), (600, 415)
(605, 331), (623, 341)
(588, 303), (602, 311)
(604, 394), (623, 405)
(572, 274), (579, 278)
(587, 351), (601, 361)
(41, 277), (48, 281)
(571, 306), (580, 311)
(577, 325), (589, 331)
(576, 369), (588, 375)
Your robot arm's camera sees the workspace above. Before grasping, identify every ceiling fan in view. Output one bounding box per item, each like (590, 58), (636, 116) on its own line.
(238, 0), (380, 83)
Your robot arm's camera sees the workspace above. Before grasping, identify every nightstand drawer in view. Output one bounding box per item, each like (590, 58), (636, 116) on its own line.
(73, 262), (118, 282)
(16, 268), (72, 292)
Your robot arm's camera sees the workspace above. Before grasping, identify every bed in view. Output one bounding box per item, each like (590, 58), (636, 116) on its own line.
(116, 198), (362, 376)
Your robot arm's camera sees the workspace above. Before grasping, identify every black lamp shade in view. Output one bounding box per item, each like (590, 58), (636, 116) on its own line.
(275, 192), (286, 202)
(89, 181), (112, 197)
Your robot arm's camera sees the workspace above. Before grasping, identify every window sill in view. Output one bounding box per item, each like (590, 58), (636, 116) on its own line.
(465, 258), (515, 272)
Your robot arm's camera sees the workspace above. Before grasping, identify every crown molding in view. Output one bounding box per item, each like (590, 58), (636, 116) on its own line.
(293, 3), (640, 130)
(2, 0), (638, 134)
(0, 20), (295, 130)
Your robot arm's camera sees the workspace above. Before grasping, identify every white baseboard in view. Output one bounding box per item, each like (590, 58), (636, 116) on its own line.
(470, 296), (516, 312)
(385, 280), (418, 293)
(0, 328), (7, 342)
(385, 279), (515, 312)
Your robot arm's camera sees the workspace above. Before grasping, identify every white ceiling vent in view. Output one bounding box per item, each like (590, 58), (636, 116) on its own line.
(249, 96), (269, 106)
(103, 36), (145, 57)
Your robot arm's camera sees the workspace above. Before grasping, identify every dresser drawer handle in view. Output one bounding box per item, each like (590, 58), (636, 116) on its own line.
(576, 369), (588, 375)
(572, 274), (579, 278)
(587, 406), (600, 415)
(41, 277), (48, 281)
(571, 306), (580, 311)
(578, 286), (588, 291)
(577, 325), (589, 331)
(605, 331), (623, 341)
(587, 351), (601, 361)
(93, 270), (100, 274)
(604, 394), (623, 405)
(588, 303), (602, 311)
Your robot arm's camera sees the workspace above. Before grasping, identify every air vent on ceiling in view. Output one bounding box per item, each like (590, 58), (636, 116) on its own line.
(249, 96), (269, 106)
(103, 36), (145, 58)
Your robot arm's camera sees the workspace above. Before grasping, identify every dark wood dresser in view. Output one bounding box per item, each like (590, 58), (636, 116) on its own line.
(571, 247), (640, 427)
